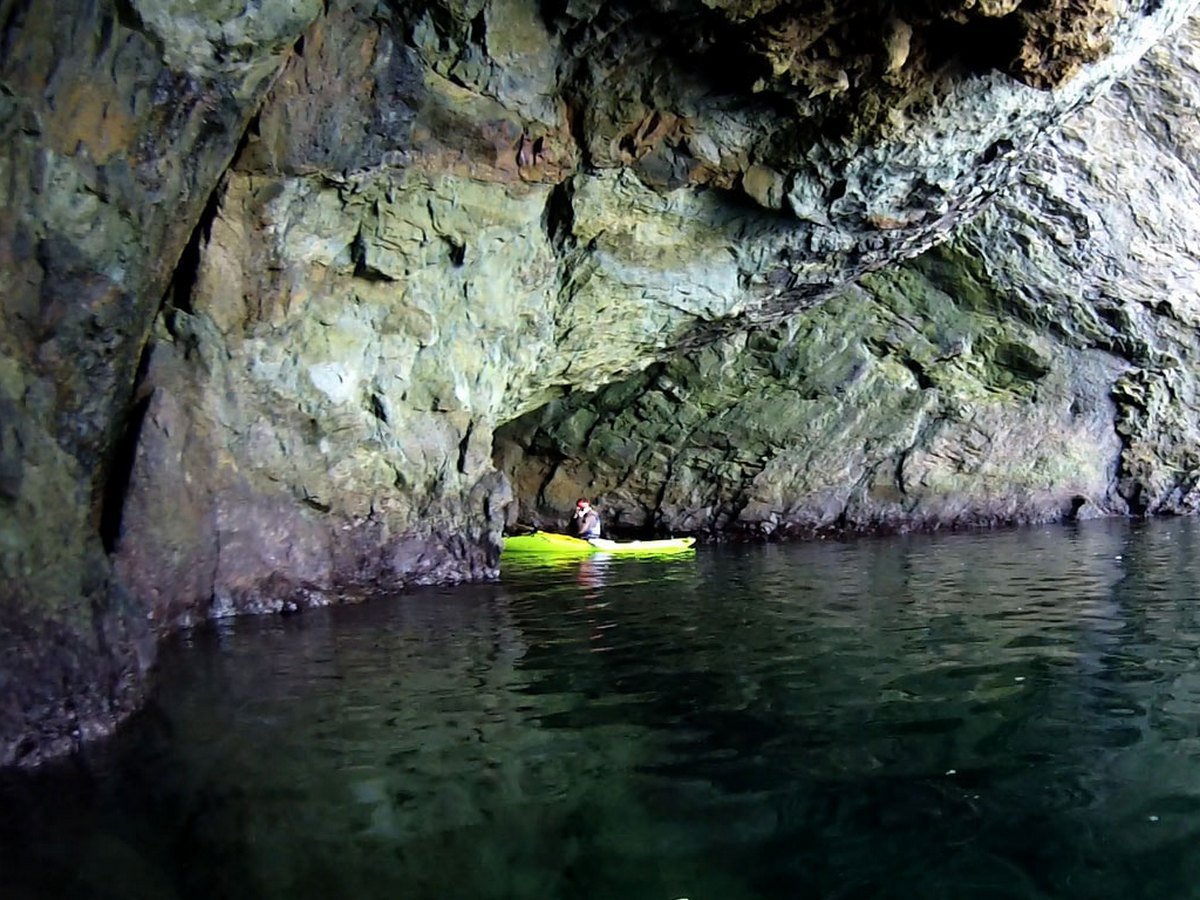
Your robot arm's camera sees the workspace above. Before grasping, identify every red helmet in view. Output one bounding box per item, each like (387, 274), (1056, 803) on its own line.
(576, 499), (589, 508)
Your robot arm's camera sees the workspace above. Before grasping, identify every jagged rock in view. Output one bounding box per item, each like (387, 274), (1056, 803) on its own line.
(502, 14), (1200, 536)
(915, 13), (1200, 518)
(499, 272), (1126, 536)
(0, 0), (319, 767)
(131, 0), (1199, 592)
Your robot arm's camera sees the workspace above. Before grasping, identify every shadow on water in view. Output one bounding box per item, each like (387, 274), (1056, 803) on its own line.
(6, 519), (1200, 898)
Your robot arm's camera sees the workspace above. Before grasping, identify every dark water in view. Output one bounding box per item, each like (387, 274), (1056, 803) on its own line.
(7, 519), (1200, 899)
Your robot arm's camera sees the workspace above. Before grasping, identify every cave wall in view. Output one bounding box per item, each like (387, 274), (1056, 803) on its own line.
(943, 20), (1200, 516)
(116, 0), (1199, 621)
(500, 14), (1200, 535)
(1, 0), (1198, 766)
(497, 274), (1128, 536)
(0, 0), (320, 767)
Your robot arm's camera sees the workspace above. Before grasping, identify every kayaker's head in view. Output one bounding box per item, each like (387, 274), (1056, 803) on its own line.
(576, 498), (590, 511)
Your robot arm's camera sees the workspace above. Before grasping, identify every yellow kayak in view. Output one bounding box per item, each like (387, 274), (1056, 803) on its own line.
(502, 532), (696, 557)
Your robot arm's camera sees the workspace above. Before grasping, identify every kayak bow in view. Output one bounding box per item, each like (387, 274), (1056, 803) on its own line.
(502, 532), (696, 557)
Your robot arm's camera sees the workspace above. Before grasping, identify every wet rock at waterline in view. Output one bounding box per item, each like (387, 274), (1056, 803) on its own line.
(2, 0), (1200, 765)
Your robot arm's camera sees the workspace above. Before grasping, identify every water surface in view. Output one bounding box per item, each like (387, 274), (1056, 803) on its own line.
(5, 519), (1200, 899)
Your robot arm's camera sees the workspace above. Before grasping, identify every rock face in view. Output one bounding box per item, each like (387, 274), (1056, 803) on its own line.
(1, 0), (1199, 765)
(498, 272), (1127, 537)
(951, 21), (1200, 518)
(0, 0), (320, 767)
(502, 14), (1200, 535)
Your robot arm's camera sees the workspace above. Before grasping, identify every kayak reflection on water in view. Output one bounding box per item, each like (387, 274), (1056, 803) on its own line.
(576, 554), (611, 596)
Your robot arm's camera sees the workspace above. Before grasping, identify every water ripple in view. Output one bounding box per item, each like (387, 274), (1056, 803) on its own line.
(7, 519), (1200, 898)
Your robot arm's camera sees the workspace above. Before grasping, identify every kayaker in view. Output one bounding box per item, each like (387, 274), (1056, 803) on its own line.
(572, 498), (602, 540)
